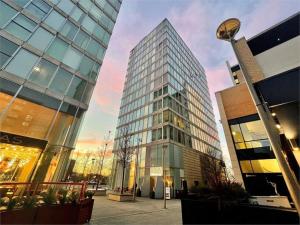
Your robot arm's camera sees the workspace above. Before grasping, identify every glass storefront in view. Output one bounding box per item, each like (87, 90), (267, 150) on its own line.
(0, 143), (41, 182)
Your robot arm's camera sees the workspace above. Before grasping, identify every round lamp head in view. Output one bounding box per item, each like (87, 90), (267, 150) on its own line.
(216, 18), (241, 41)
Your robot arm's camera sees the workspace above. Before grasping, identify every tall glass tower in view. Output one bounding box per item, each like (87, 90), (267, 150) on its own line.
(0, 0), (121, 183)
(112, 19), (221, 198)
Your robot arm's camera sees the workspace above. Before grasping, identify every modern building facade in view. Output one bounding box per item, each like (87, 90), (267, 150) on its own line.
(0, 0), (121, 183)
(112, 19), (221, 198)
(216, 13), (299, 196)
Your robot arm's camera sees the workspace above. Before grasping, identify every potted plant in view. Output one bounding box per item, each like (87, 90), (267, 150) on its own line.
(84, 190), (95, 199)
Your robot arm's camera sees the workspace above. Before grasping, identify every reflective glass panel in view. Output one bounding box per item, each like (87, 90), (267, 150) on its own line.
(66, 76), (86, 100)
(74, 30), (90, 49)
(0, 36), (18, 67)
(60, 21), (78, 40)
(46, 38), (68, 61)
(44, 10), (65, 30)
(0, 2), (17, 28)
(28, 27), (54, 51)
(49, 68), (72, 94)
(57, 0), (75, 14)
(62, 47), (82, 70)
(5, 14), (37, 41)
(28, 59), (57, 86)
(5, 49), (39, 78)
(78, 56), (94, 78)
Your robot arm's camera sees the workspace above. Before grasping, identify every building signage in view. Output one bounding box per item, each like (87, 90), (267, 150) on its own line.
(166, 187), (171, 200)
(0, 131), (47, 149)
(150, 167), (163, 176)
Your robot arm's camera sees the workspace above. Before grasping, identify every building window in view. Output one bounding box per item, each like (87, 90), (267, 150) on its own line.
(62, 47), (82, 70)
(25, 0), (51, 20)
(0, 36), (18, 67)
(49, 68), (72, 94)
(46, 37), (68, 61)
(28, 27), (54, 51)
(66, 76), (87, 101)
(70, 7), (85, 23)
(57, 0), (75, 15)
(5, 49), (39, 79)
(28, 59), (57, 86)
(0, 1), (17, 28)
(60, 21), (78, 40)
(44, 10), (65, 30)
(5, 14), (37, 41)
(74, 30), (90, 49)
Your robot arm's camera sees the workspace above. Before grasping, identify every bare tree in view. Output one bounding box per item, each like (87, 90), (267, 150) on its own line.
(115, 127), (135, 194)
(200, 150), (226, 189)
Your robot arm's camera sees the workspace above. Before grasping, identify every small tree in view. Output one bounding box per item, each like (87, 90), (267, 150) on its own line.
(116, 128), (135, 194)
(200, 150), (248, 201)
(201, 150), (226, 188)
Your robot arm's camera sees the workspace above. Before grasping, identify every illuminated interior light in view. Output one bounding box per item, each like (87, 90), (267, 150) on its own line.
(276, 124), (281, 129)
(271, 112), (276, 116)
(33, 67), (40, 72)
(232, 131), (236, 136)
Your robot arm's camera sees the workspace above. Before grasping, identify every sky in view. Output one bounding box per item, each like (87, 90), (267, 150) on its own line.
(76, 0), (300, 166)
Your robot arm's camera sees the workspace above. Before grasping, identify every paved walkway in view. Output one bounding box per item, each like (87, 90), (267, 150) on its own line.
(89, 196), (182, 225)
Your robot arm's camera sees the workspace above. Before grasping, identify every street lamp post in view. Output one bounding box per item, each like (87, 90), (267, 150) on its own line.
(133, 138), (141, 201)
(216, 18), (300, 215)
(162, 145), (167, 209)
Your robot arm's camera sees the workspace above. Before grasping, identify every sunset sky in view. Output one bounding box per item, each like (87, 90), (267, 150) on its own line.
(76, 0), (300, 165)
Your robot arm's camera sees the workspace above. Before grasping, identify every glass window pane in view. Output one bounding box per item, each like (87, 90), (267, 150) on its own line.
(230, 124), (244, 143)
(0, 36), (19, 57)
(61, 21), (78, 40)
(62, 47), (82, 70)
(49, 68), (72, 94)
(82, 83), (94, 103)
(91, 63), (100, 80)
(57, 0), (75, 14)
(46, 38), (68, 61)
(74, 30), (90, 49)
(14, 14), (36, 32)
(240, 120), (267, 141)
(44, 10), (65, 30)
(78, 0), (92, 11)
(28, 27), (54, 51)
(86, 39), (99, 56)
(28, 59), (57, 86)
(82, 16), (96, 34)
(14, 0), (30, 7)
(5, 15), (37, 41)
(78, 56), (94, 78)
(26, 3), (47, 19)
(5, 49), (39, 79)
(70, 7), (84, 23)
(5, 22), (31, 40)
(32, 0), (51, 12)
(67, 76), (86, 100)
(97, 46), (105, 61)
(0, 2), (17, 28)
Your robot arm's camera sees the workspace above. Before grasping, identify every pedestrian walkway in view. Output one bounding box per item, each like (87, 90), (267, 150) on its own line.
(89, 196), (182, 225)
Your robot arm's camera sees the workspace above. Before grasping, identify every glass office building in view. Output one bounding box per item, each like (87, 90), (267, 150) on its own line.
(0, 0), (121, 182)
(112, 19), (221, 197)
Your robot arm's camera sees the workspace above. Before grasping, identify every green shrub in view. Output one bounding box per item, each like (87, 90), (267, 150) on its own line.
(68, 191), (79, 204)
(7, 197), (20, 210)
(41, 188), (57, 205)
(22, 196), (37, 209)
(84, 190), (95, 199)
(57, 188), (68, 205)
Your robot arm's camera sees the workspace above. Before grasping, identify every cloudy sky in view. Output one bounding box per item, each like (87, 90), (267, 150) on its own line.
(76, 0), (299, 164)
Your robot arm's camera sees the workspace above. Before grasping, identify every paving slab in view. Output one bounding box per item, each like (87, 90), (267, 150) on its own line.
(89, 196), (182, 225)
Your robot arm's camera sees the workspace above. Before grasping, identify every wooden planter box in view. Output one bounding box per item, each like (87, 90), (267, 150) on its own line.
(75, 198), (94, 224)
(0, 208), (37, 224)
(0, 199), (94, 225)
(34, 204), (77, 224)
